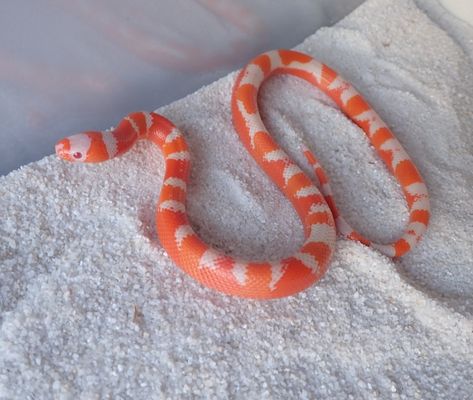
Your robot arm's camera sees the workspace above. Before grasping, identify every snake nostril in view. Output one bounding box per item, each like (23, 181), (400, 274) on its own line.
(55, 143), (64, 154)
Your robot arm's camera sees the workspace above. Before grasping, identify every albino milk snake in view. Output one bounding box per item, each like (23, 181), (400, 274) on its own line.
(56, 50), (430, 299)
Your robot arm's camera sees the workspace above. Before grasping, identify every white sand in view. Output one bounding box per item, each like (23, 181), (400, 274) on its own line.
(1, 0), (472, 398)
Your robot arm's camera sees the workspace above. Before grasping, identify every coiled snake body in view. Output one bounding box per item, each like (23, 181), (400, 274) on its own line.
(56, 50), (430, 299)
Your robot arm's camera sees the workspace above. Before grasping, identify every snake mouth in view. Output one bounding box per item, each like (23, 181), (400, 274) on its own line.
(55, 139), (73, 161)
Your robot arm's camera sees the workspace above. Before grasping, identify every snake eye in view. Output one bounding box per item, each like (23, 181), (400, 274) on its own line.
(73, 152), (82, 159)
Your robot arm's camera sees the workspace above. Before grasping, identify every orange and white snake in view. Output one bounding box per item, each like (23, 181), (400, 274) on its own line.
(55, 49), (430, 299)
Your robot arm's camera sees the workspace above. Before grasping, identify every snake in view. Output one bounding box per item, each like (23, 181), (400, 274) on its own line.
(55, 49), (430, 299)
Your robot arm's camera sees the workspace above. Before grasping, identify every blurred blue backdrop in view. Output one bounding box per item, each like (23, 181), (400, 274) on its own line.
(0, 0), (368, 175)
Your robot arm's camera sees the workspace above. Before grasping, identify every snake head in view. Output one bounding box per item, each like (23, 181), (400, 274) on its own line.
(55, 131), (110, 163)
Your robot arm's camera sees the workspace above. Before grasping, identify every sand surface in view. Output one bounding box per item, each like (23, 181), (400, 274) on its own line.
(1, 0), (472, 398)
